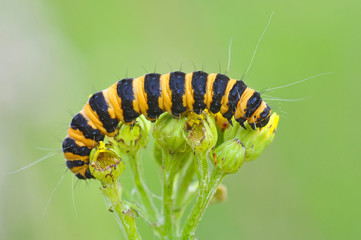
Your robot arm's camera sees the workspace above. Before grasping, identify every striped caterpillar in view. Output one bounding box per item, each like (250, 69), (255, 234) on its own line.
(62, 71), (271, 179)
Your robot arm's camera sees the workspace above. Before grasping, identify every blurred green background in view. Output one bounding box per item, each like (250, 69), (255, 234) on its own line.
(1, 0), (360, 239)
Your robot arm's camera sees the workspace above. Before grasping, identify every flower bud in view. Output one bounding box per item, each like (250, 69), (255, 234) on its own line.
(153, 113), (189, 154)
(224, 113), (279, 161)
(89, 140), (125, 186)
(114, 115), (150, 153)
(212, 138), (246, 174)
(183, 112), (218, 152)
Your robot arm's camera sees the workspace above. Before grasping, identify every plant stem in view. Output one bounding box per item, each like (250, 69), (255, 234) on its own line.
(194, 152), (210, 190)
(102, 181), (141, 240)
(175, 154), (195, 207)
(181, 167), (224, 240)
(162, 150), (182, 240)
(126, 151), (159, 222)
(174, 155), (197, 233)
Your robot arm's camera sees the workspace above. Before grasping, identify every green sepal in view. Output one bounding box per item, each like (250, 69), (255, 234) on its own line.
(153, 113), (190, 154)
(114, 115), (151, 153)
(212, 138), (246, 174)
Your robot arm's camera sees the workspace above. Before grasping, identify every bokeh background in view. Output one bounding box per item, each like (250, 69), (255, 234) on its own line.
(1, 0), (360, 239)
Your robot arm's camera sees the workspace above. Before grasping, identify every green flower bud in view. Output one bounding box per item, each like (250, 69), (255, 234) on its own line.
(89, 139), (125, 186)
(153, 113), (189, 154)
(114, 115), (151, 153)
(183, 112), (218, 152)
(212, 138), (246, 174)
(224, 113), (279, 162)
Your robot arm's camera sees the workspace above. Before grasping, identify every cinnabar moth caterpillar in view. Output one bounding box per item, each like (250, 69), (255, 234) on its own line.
(62, 71), (271, 179)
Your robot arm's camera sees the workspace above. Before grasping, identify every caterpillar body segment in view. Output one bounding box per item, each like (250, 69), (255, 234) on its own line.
(62, 71), (272, 179)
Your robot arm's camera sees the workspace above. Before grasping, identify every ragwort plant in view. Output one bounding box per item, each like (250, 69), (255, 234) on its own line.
(89, 111), (279, 240)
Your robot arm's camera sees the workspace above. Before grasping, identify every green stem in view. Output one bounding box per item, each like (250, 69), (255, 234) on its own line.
(127, 151), (159, 222)
(195, 152), (210, 190)
(175, 154), (195, 207)
(162, 150), (182, 240)
(181, 167), (224, 240)
(174, 155), (197, 232)
(102, 181), (141, 240)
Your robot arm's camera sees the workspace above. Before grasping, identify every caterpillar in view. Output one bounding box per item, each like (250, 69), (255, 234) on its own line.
(62, 71), (271, 179)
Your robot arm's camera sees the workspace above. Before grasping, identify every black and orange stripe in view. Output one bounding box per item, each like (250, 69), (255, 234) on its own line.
(63, 71), (272, 179)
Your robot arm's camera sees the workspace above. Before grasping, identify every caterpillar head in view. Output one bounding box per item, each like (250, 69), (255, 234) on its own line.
(254, 102), (271, 129)
(236, 91), (271, 130)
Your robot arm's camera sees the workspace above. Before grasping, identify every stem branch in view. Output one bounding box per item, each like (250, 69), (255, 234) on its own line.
(175, 154), (195, 207)
(181, 167), (224, 240)
(162, 150), (183, 239)
(127, 152), (159, 222)
(102, 181), (141, 240)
